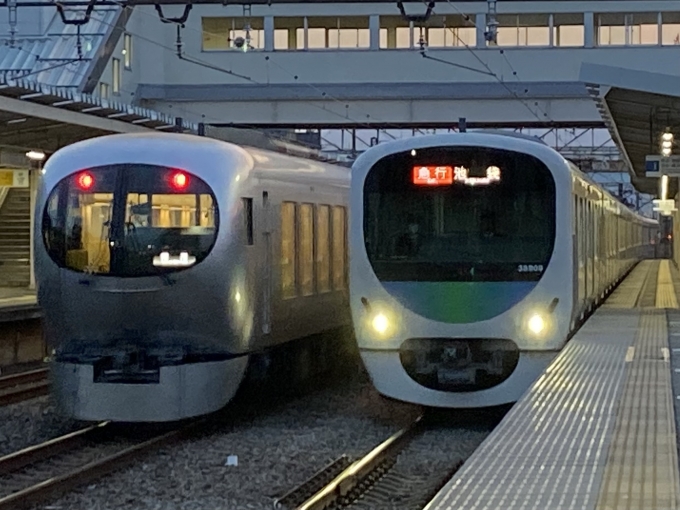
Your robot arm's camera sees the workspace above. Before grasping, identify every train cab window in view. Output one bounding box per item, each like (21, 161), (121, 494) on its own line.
(298, 203), (314, 296)
(281, 201), (297, 299)
(363, 146), (556, 282)
(332, 206), (346, 289)
(242, 198), (254, 245)
(41, 165), (218, 276)
(316, 205), (331, 293)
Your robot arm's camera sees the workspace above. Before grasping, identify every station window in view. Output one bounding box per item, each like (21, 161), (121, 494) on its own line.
(597, 13), (658, 46)
(662, 12), (680, 45)
(99, 82), (109, 99)
(281, 201), (297, 299)
(496, 14), (551, 46)
(201, 17), (264, 51)
(424, 16), (476, 48)
(123, 33), (132, 69)
(297, 16), (370, 49)
(316, 205), (331, 293)
(274, 17), (303, 50)
(553, 13), (584, 47)
(111, 58), (120, 94)
(379, 15), (413, 48)
(298, 203), (314, 296)
(331, 205), (346, 290)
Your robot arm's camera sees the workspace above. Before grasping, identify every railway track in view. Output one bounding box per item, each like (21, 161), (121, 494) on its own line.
(0, 367), (49, 406)
(0, 419), (205, 510)
(276, 414), (465, 510)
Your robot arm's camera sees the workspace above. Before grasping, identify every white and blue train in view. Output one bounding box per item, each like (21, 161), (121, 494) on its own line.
(349, 132), (658, 407)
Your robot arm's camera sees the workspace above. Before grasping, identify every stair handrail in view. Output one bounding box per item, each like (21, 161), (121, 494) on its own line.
(0, 187), (10, 213)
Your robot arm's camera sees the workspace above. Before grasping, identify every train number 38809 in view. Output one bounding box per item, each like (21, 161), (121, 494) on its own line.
(517, 264), (544, 273)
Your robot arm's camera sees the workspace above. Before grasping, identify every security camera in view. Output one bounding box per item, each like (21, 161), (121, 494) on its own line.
(233, 36), (245, 48)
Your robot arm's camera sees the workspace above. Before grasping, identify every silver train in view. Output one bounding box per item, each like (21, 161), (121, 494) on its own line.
(36, 132), (351, 422)
(349, 132), (658, 408)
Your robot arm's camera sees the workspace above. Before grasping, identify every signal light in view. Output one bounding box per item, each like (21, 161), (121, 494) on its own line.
(170, 171), (189, 190)
(76, 171), (94, 190)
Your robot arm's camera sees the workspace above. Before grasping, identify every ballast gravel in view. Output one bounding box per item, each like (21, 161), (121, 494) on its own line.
(24, 370), (496, 510)
(0, 395), (80, 456)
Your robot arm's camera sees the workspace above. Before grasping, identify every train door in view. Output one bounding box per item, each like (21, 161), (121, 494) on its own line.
(578, 196), (585, 305)
(261, 191), (272, 335)
(588, 200), (594, 303)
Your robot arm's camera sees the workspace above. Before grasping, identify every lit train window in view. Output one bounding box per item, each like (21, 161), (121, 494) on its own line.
(363, 146), (556, 282)
(298, 204), (314, 296)
(316, 205), (331, 293)
(332, 206), (346, 289)
(281, 201), (297, 299)
(41, 165), (218, 276)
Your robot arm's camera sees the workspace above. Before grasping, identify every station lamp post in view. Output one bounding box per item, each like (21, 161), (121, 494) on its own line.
(662, 131), (674, 157)
(658, 130), (674, 204)
(25, 150), (45, 291)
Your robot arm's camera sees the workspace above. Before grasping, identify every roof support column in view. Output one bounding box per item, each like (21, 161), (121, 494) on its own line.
(29, 167), (37, 290)
(476, 13), (486, 47)
(584, 12), (595, 48)
(369, 14), (380, 50)
(264, 16), (274, 52)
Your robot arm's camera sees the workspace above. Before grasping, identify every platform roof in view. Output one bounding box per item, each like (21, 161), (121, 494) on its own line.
(0, 78), (196, 156)
(580, 63), (680, 196)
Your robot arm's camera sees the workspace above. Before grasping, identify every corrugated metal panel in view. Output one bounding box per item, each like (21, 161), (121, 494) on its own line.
(0, 40), (46, 77)
(0, 7), (119, 88)
(0, 77), (199, 132)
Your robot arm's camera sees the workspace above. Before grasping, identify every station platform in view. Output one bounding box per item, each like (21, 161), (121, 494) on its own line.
(425, 259), (680, 510)
(0, 287), (40, 322)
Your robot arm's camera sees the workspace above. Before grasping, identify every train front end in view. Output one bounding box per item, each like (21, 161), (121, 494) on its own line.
(36, 134), (250, 422)
(350, 134), (572, 407)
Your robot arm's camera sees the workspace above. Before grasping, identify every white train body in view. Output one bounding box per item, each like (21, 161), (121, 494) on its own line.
(349, 133), (657, 407)
(36, 132), (351, 421)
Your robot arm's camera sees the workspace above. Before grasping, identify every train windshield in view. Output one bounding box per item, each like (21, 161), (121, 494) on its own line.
(363, 146), (556, 282)
(42, 164), (218, 277)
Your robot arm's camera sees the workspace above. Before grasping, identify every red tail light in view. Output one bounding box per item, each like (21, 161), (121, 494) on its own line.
(170, 170), (189, 190)
(76, 171), (94, 190)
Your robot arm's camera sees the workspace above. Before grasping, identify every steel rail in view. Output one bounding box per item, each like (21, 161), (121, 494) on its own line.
(0, 419), (206, 510)
(0, 368), (49, 406)
(296, 414), (425, 510)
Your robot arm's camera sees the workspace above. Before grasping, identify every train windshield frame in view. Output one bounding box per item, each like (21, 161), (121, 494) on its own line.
(363, 146), (557, 282)
(42, 164), (219, 277)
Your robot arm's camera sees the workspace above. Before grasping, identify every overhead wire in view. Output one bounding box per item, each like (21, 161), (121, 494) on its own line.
(100, 1), (406, 144)
(1, 3), (391, 150)
(1, 1), (590, 152)
(419, 0), (565, 143)
(414, 1), (648, 204)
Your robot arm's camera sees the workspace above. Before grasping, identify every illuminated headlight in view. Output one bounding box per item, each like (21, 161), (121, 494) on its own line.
(372, 313), (389, 334)
(527, 314), (546, 334)
(526, 312), (551, 337)
(366, 309), (397, 338)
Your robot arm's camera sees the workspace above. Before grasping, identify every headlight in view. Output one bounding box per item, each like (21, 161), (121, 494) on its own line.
(365, 309), (397, 338)
(526, 312), (549, 337)
(372, 313), (389, 334)
(527, 313), (546, 335)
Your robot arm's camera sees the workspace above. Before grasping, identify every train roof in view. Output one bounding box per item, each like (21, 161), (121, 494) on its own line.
(469, 129), (548, 146)
(352, 132), (657, 225)
(43, 131), (350, 189)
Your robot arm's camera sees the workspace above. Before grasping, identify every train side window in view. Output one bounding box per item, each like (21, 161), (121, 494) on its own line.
(332, 205), (346, 290)
(298, 203), (314, 296)
(316, 204), (331, 293)
(242, 198), (253, 245)
(43, 189), (64, 261)
(281, 201), (297, 299)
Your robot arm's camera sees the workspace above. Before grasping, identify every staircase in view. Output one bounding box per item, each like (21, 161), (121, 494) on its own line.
(0, 189), (31, 287)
